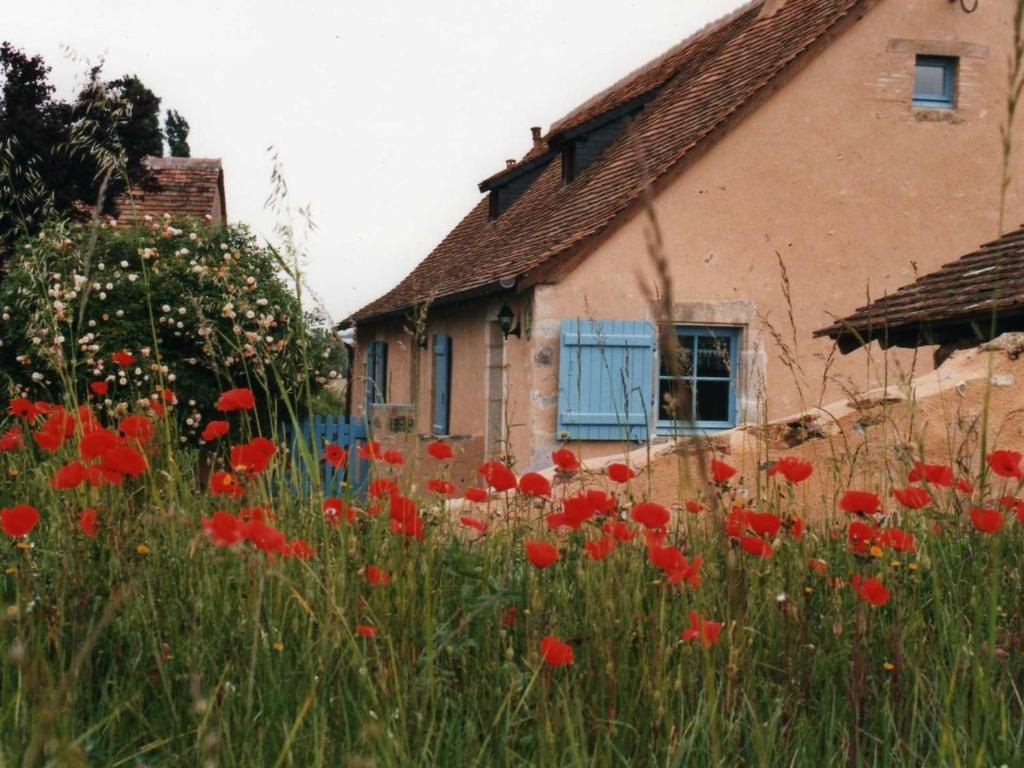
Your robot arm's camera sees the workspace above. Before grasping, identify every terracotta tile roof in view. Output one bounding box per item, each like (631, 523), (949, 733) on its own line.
(352, 0), (868, 323)
(111, 157), (226, 225)
(816, 226), (1024, 352)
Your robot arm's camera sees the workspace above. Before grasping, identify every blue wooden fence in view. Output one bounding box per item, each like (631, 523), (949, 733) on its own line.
(280, 414), (369, 496)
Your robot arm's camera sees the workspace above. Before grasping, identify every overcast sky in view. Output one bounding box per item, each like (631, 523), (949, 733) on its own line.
(6, 0), (745, 320)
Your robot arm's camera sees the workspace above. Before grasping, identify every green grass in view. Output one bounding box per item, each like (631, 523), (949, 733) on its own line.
(1, 416), (1022, 767)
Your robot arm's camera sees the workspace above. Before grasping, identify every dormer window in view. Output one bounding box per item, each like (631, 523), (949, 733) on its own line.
(913, 55), (956, 109)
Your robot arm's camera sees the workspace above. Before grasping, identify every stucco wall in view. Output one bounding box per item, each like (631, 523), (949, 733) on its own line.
(523, 0), (1021, 465)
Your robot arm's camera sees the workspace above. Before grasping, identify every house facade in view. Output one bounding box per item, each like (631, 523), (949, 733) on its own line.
(347, 0), (1022, 475)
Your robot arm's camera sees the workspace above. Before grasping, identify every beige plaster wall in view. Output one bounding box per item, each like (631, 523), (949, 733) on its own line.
(528, 0), (1021, 464)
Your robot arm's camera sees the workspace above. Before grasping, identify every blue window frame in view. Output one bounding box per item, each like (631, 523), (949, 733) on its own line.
(657, 326), (739, 433)
(913, 55), (956, 109)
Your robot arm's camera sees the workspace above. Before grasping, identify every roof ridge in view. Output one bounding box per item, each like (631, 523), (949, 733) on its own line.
(549, 0), (764, 136)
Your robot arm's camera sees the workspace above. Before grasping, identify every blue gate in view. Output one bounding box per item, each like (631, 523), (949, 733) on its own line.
(280, 414), (370, 496)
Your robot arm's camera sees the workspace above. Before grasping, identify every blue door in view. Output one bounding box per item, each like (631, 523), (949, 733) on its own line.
(433, 335), (451, 435)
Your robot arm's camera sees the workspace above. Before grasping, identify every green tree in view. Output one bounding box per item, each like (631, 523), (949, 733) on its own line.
(165, 109), (190, 157)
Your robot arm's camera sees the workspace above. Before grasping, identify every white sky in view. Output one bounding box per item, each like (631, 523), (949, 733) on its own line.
(5, 0), (745, 320)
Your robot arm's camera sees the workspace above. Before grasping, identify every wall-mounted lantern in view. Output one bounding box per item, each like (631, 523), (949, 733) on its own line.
(497, 304), (521, 339)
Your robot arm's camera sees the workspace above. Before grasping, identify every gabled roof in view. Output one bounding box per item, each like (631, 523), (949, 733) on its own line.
(816, 226), (1024, 352)
(351, 0), (869, 323)
(111, 157), (226, 225)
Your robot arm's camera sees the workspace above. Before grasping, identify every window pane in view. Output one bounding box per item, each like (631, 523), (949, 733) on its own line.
(697, 334), (732, 377)
(659, 377), (693, 422)
(660, 335), (694, 377)
(914, 62), (946, 98)
(696, 380), (731, 423)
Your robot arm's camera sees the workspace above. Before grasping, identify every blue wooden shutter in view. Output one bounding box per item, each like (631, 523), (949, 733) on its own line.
(557, 319), (655, 441)
(432, 335), (451, 435)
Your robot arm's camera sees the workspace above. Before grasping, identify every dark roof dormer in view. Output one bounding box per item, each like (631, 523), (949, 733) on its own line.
(554, 90), (658, 184)
(480, 128), (554, 221)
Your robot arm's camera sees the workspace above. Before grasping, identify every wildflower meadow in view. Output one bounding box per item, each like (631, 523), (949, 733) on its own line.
(1, 314), (1023, 765)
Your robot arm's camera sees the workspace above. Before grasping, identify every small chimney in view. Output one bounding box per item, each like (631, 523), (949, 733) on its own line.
(505, 159), (516, 169)
(531, 126), (542, 147)
(758, 0), (787, 18)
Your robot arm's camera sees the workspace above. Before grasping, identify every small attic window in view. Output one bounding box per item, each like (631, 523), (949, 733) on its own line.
(913, 55), (956, 109)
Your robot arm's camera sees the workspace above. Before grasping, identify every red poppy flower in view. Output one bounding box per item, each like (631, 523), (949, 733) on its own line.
(368, 478), (399, 498)
(201, 420), (230, 442)
(323, 498), (356, 526)
(147, 398), (166, 417)
(427, 478), (456, 496)
(0, 426), (22, 452)
(464, 487), (489, 503)
(839, 490), (881, 516)
(366, 564), (390, 585)
(287, 539), (316, 559)
(111, 350), (135, 367)
(525, 540), (559, 569)
(51, 461), (88, 490)
(724, 507), (749, 538)
(603, 520), (636, 542)
(789, 516), (806, 540)
(685, 500), (704, 514)
(1, 504), (39, 537)
(355, 624), (377, 638)
(552, 447), (580, 472)
(907, 462), (954, 487)
(210, 471), (244, 497)
(201, 511), (244, 547)
(587, 490), (615, 515)
(34, 411), (75, 453)
(426, 440), (454, 460)
(710, 458), (737, 484)
(955, 477), (973, 494)
(847, 519), (879, 553)
(358, 441), (384, 461)
(878, 527), (916, 552)
(808, 558), (828, 574)
(642, 527), (667, 548)
(479, 460), (517, 492)
(389, 512), (425, 540)
(969, 507), (1004, 533)
(986, 449), (1023, 479)
(318, 442), (347, 469)
(539, 635), (574, 666)
(607, 462), (636, 484)
(518, 472), (551, 497)
(79, 428), (120, 461)
(739, 535), (772, 558)
(562, 494), (597, 529)
(893, 486), (932, 510)
(647, 545), (702, 587)
(383, 449), (404, 466)
(631, 501), (670, 529)
(9, 397), (38, 420)
(682, 611), (723, 647)
(585, 535), (616, 561)
(460, 515), (487, 534)
(851, 575), (890, 606)
(119, 415), (155, 444)
(100, 446), (147, 478)
(231, 438), (277, 475)
(89, 381), (109, 397)
(78, 508), (98, 538)
(242, 519), (288, 553)
(745, 512), (781, 538)
(768, 456), (813, 483)
(215, 387), (256, 412)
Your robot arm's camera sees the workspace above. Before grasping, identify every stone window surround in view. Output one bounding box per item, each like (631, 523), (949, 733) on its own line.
(653, 300), (766, 431)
